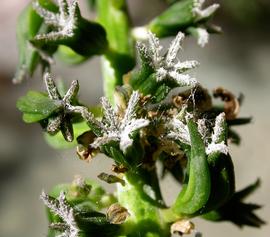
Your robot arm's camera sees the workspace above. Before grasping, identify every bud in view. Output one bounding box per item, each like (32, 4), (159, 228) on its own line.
(98, 172), (125, 186)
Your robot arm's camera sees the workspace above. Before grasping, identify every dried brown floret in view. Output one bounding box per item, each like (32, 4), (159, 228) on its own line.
(213, 87), (240, 120)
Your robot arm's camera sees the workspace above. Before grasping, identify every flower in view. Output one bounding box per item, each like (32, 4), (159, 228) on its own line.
(85, 91), (149, 153)
(32, 0), (79, 42)
(137, 31), (199, 87)
(43, 72), (79, 142)
(40, 191), (79, 237)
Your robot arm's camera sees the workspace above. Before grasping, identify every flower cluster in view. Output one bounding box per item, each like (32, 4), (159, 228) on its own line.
(40, 191), (79, 237)
(33, 0), (79, 42)
(90, 91), (149, 153)
(137, 31), (199, 87)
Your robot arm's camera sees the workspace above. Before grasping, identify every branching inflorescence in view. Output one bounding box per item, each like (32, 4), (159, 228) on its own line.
(32, 0), (79, 42)
(41, 191), (79, 237)
(15, 0), (264, 237)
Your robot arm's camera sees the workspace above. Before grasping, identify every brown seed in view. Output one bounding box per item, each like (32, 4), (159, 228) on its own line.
(106, 203), (130, 224)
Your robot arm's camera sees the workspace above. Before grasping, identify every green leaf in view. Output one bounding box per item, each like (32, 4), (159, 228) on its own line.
(17, 91), (61, 123)
(30, 2), (108, 58)
(228, 128), (241, 145)
(172, 119), (211, 216)
(227, 117), (252, 126)
(96, 0), (135, 103)
(44, 121), (90, 149)
(13, 0), (58, 83)
(22, 113), (48, 123)
(55, 45), (87, 65)
(148, 0), (195, 38)
(202, 179), (265, 228)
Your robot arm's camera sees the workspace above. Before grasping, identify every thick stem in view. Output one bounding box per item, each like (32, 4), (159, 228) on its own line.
(96, 0), (135, 104)
(116, 168), (170, 237)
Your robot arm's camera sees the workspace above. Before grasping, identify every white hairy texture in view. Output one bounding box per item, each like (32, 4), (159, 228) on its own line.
(32, 1), (59, 26)
(192, 0), (220, 22)
(156, 68), (167, 81)
(206, 141), (229, 155)
(63, 80), (79, 103)
(197, 118), (208, 140)
(168, 71), (197, 87)
(40, 191), (79, 237)
(122, 91), (140, 125)
(212, 112), (226, 143)
(174, 60), (199, 72)
(91, 134), (119, 148)
(90, 91), (149, 153)
(33, 0), (79, 41)
(136, 42), (150, 58)
(206, 113), (229, 155)
(165, 32), (184, 67)
(44, 72), (61, 100)
(120, 119), (150, 152)
(147, 31), (163, 68)
(145, 31), (198, 87)
(101, 97), (120, 130)
(167, 118), (191, 145)
(196, 28), (209, 48)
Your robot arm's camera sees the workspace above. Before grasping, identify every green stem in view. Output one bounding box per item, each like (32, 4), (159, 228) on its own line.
(117, 168), (170, 237)
(96, 0), (135, 104)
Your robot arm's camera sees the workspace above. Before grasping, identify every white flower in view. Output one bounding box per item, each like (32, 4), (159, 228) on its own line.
(192, 0), (220, 22)
(40, 191), (79, 237)
(137, 31), (199, 87)
(91, 91), (149, 153)
(33, 0), (79, 41)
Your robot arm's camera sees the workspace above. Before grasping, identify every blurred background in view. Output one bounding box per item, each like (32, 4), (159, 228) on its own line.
(0, 0), (269, 236)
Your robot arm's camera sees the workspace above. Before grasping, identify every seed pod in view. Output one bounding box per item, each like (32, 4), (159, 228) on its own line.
(106, 203), (130, 224)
